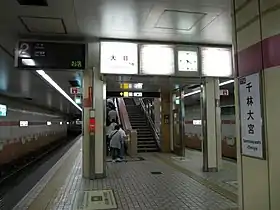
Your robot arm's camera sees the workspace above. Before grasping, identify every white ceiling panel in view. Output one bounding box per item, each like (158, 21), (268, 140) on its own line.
(0, 0), (232, 114)
(19, 16), (67, 34)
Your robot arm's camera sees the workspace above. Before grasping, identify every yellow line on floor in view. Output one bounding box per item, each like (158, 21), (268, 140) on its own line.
(154, 153), (238, 204)
(27, 140), (82, 210)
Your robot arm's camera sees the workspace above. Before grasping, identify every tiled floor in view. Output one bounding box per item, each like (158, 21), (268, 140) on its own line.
(14, 139), (238, 210)
(155, 149), (237, 202)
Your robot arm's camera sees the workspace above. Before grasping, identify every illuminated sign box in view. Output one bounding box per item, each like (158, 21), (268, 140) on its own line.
(0, 104), (7, 117)
(140, 44), (175, 75)
(100, 42), (138, 75)
(15, 41), (86, 70)
(201, 47), (232, 77)
(20, 121), (28, 127)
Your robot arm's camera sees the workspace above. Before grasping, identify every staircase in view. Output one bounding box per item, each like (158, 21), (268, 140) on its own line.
(123, 98), (158, 152)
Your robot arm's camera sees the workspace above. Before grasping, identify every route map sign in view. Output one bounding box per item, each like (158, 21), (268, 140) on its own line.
(15, 41), (86, 70)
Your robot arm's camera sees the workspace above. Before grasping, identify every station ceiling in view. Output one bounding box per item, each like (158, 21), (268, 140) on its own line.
(0, 0), (232, 114)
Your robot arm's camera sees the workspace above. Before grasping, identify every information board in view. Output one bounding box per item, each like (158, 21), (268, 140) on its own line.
(16, 41), (86, 70)
(239, 73), (264, 159)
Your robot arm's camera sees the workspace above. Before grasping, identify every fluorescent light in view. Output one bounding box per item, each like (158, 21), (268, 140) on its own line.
(183, 90), (201, 97)
(21, 58), (82, 112)
(219, 79), (234, 86)
(36, 70), (82, 111)
(181, 79), (234, 98)
(22, 59), (36, 66)
(60, 122), (63, 125)
(47, 121), (52, 125)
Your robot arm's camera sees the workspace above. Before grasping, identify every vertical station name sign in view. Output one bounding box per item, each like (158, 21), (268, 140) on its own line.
(239, 73), (264, 159)
(15, 41), (86, 70)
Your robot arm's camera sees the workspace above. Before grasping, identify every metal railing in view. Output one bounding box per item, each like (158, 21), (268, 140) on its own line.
(137, 98), (161, 148)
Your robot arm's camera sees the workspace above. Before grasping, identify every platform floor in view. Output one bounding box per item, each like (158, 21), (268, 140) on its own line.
(14, 138), (238, 210)
(155, 149), (237, 203)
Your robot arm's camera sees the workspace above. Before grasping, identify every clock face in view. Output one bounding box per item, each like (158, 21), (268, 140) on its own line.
(178, 50), (198, 72)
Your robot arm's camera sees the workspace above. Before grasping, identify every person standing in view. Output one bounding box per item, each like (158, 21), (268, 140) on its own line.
(109, 124), (122, 162)
(119, 124), (127, 159)
(106, 119), (117, 155)
(108, 108), (118, 123)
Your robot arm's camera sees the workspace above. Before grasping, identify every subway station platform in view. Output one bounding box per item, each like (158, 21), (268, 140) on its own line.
(13, 138), (238, 210)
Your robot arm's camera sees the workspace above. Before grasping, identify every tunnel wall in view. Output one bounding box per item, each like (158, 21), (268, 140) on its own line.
(184, 105), (236, 159)
(0, 96), (67, 165)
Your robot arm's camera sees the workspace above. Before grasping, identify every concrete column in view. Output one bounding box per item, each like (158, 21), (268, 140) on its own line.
(233, 0), (280, 209)
(93, 71), (105, 178)
(82, 42), (105, 179)
(201, 78), (222, 172)
(82, 69), (92, 178)
(160, 90), (171, 152)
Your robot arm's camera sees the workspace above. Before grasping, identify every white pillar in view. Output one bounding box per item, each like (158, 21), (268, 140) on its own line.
(93, 71), (105, 178)
(201, 77), (222, 172)
(82, 69), (92, 178)
(82, 42), (105, 179)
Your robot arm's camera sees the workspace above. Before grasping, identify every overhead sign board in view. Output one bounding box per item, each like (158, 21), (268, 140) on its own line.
(239, 73), (264, 159)
(107, 91), (160, 98)
(140, 44), (175, 75)
(201, 47), (232, 77)
(15, 41), (86, 70)
(100, 42), (138, 75)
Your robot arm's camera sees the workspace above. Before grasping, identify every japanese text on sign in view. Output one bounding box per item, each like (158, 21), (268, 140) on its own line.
(239, 73), (264, 159)
(100, 42), (138, 74)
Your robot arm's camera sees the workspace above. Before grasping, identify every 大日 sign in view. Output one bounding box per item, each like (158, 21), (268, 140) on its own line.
(239, 73), (264, 159)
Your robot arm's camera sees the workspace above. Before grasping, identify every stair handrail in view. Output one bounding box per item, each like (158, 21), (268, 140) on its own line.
(138, 98), (160, 147)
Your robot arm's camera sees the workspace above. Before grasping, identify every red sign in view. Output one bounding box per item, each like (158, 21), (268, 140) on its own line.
(89, 117), (95, 134)
(70, 87), (81, 95)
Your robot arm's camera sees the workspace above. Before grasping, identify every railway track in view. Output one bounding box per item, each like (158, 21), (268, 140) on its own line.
(0, 134), (80, 209)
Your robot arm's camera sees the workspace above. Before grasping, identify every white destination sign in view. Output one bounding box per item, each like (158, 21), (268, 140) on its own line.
(239, 73), (264, 159)
(100, 42), (138, 75)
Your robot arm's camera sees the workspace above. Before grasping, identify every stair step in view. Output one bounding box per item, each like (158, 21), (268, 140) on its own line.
(138, 148), (158, 152)
(138, 139), (155, 142)
(138, 142), (156, 145)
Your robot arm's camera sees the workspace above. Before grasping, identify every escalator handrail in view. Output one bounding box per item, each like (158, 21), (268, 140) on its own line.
(114, 98), (121, 125)
(116, 98), (132, 131)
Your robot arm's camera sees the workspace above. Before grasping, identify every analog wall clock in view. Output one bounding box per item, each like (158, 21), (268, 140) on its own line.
(178, 50), (198, 72)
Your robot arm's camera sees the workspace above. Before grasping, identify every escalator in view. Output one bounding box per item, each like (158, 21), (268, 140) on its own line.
(123, 98), (159, 152)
